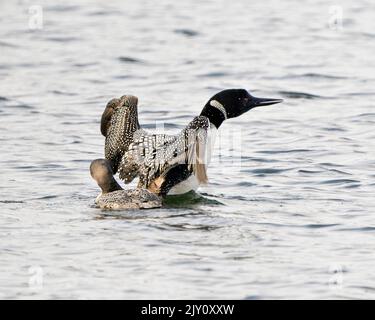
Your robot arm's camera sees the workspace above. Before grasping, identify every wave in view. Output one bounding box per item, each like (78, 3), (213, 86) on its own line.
(118, 56), (145, 64)
(174, 29), (200, 37)
(279, 90), (329, 100)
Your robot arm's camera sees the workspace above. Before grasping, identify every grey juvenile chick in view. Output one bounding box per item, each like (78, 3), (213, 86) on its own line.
(90, 159), (162, 210)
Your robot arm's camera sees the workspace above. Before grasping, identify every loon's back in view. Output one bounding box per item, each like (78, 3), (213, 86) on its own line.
(118, 116), (210, 196)
(96, 189), (162, 210)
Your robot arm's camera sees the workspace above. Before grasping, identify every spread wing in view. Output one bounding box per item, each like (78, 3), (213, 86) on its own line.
(104, 95), (140, 173)
(119, 116), (210, 192)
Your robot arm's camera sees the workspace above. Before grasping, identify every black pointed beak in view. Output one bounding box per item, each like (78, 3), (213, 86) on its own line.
(251, 96), (283, 108)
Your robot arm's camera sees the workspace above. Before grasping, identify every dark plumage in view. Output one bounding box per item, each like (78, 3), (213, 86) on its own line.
(103, 95), (140, 173)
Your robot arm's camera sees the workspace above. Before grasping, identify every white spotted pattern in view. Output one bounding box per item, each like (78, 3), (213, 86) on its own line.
(119, 116), (210, 191)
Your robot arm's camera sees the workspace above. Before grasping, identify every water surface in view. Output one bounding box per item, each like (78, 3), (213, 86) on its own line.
(0, 0), (375, 299)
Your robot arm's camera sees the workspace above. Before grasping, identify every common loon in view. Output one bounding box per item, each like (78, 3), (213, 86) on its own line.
(101, 89), (282, 197)
(90, 159), (162, 209)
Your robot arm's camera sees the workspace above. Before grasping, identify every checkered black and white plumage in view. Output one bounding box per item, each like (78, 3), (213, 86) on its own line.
(119, 116), (209, 191)
(103, 96), (210, 196)
(104, 95), (140, 173)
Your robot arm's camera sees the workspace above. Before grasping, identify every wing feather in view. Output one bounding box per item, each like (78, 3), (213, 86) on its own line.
(104, 95), (139, 173)
(119, 116), (210, 189)
(118, 130), (177, 183)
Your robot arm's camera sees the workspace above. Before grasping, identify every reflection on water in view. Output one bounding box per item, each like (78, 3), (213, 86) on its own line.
(0, 0), (375, 299)
(163, 191), (224, 208)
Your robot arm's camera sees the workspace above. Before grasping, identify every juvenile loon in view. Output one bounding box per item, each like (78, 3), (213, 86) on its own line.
(90, 159), (162, 209)
(101, 89), (282, 197)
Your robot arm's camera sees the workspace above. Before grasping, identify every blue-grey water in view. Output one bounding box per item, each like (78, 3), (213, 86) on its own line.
(1, 0), (375, 299)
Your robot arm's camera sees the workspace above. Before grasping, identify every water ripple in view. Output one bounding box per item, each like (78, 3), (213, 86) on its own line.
(244, 168), (290, 175)
(1, 0), (374, 300)
(174, 29), (200, 37)
(279, 91), (329, 99)
(319, 179), (360, 185)
(118, 56), (145, 64)
(256, 149), (311, 154)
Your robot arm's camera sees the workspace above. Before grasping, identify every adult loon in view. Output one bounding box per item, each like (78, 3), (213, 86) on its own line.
(101, 89), (282, 197)
(90, 159), (162, 209)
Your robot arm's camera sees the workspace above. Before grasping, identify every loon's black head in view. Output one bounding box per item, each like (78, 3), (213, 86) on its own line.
(200, 89), (283, 128)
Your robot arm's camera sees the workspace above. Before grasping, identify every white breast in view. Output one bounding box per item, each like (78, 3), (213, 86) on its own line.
(168, 174), (200, 195)
(168, 124), (217, 195)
